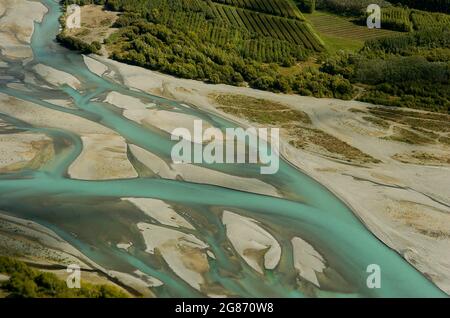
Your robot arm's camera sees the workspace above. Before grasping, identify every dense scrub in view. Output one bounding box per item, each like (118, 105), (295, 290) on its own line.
(211, 0), (304, 20)
(57, 2), (103, 53)
(0, 256), (128, 298)
(60, 0), (450, 113)
(321, 27), (450, 113)
(61, 0), (354, 99)
(56, 33), (101, 54)
(315, 0), (390, 16)
(295, 0), (316, 14)
(394, 0), (450, 14)
(316, 0), (450, 33)
(360, 6), (450, 32)
(363, 28), (450, 55)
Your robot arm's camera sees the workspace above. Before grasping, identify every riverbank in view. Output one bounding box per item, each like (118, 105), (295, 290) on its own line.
(85, 54), (450, 294)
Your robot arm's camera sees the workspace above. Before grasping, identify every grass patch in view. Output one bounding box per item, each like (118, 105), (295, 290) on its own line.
(384, 127), (433, 144)
(304, 11), (400, 52)
(393, 150), (450, 165)
(316, 33), (364, 53)
(348, 108), (367, 113)
(213, 94), (312, 125)
(439, 136), (450, 146)
(289, 126), (380, 163)
(362, 116), (391, 129)
(0, 256), (128, 298)
(213, 94), (379, 163)
(369, 107), (450, 137)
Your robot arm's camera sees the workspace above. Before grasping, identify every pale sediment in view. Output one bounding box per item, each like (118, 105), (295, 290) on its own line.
(291, 236), (326, 287)
(32, 64), (81, 89)
(0, 93), (114, 135)
(129, 144), (281, 198)
(0, 132), (54, 172)
(122, 197), (194, 229)
(222, 210), (281, 274)
(137, 222), (211, 291)
(86, 55), (450, 294)
(108, 270), (160, 297)
(0, 0), (47, 60)
(68, 134), (138, 180)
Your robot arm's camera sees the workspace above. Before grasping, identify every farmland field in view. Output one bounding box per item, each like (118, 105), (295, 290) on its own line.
(80, 0), (355, 100)
(211, 0), (305, 20)
(211, 3), (323, 50)
(58, 0), (450, 112)
(305, 11), (400, 43)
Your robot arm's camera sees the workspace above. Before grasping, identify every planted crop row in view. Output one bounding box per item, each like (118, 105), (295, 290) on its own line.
(210, 0), (304, 20)
(212, 4), (323, 51)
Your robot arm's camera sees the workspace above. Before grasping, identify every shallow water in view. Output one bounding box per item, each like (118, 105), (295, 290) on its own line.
(0, 0), (445, 297)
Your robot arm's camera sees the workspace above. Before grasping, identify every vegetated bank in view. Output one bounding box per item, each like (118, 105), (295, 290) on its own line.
(315, 0), (450, 113)
(60, 0), (354, 100)
(59, 0), (450, 113)
(0, 256), (128, 298)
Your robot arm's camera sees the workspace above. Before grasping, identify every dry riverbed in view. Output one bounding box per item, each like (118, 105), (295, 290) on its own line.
(84, 55), (450, 295)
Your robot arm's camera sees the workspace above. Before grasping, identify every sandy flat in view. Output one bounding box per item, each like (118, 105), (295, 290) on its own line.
(68, 134), (137, 180)
(105, 91), (156, 111)
(108, 270), (160, 297)
(0, 212), (92, 269)
(129, 144), (281, 197)
(6, 83), (33, 92)
(0, 132), (53, 171)
(33, 64), (81, 89)
(0, 0), (47, 59)
(0, 212), (146, 296)
(137, 222), (210, 291)
(116, 242), (133, 251)
(88, 55), (450, 294)
(0, 93), (115, 135)
(292, 237), (326, 287)
(222, 210), (281, 274)
(122, 197), (194, 229)
(43, 99), (77, 109)
(84, 55), (108, 77)
(104, 92), (222, 143)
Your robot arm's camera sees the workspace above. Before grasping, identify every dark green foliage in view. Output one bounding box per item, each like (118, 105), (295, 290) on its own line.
(62, 0), (351, 99)
(353, 56), (450, 85)
(394, 0), (450, 14)
(316, 0), (450, 32)
(409, 10), (450, 31)
(0, 256), (128, 298)
(316, 0), (390, 16)
(380, 7), (413, 32)
(364, 27), (450, 55)
(321, 30), (450, 113)
(56, 34), (101, 54)
(212, 0), (304, 20)
(357, 6), (450, 32)
(296, 0), (316, 14)
(59, 0), (450, 112)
